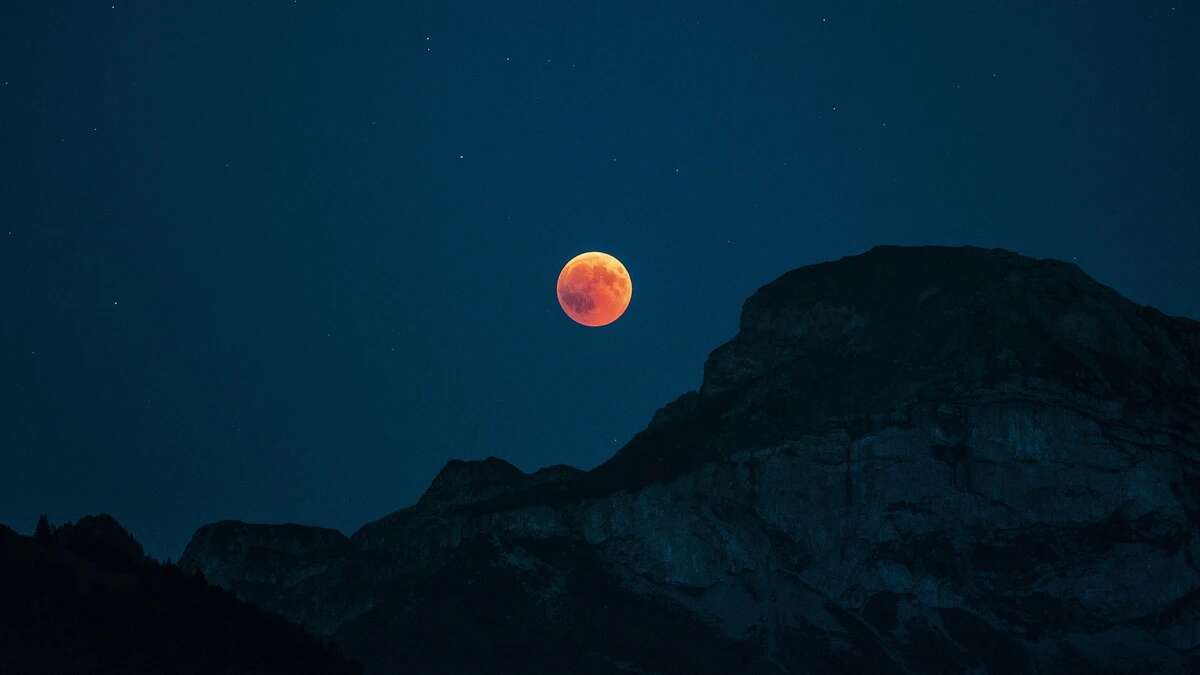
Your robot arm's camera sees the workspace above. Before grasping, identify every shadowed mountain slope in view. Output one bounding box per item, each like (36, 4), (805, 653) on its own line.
(183, 246), (1200, 674)
(0, 514), (361, 674)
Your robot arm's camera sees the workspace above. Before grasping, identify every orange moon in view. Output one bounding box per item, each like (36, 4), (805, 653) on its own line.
(556, 251), (632, 327)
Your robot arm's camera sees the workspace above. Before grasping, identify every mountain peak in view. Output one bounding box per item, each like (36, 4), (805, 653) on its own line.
(699, 244), (1198, 438)
(417, 456), (526, 508)
(48, 512), (146, 572)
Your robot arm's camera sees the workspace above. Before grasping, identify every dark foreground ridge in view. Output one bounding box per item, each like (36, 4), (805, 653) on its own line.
(182, 246), (1200, 674)
(0, 514), (361, 675)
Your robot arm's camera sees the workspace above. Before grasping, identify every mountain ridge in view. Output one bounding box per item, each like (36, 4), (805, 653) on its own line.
(0, 513), (362, 674)
(182, 245), (1200, 674)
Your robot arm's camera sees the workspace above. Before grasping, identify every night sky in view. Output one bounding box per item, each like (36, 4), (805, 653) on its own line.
(3, 2), (1197, 559)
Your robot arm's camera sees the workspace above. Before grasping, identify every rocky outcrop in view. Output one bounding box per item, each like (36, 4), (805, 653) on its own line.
(183, 520), (363, 634)
(181, 246), (1200, 674)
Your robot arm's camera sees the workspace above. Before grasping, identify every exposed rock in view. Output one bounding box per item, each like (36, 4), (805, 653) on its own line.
(182, 246), (1200, 674)
(417, 456), (530, 508)
(183, 520), (362, 634)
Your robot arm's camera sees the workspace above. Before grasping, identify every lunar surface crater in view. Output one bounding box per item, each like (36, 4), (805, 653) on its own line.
(556, 251), (633, 327)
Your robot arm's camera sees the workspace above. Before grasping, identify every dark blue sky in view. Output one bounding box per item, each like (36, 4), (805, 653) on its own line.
(2, 2), (1197, 558)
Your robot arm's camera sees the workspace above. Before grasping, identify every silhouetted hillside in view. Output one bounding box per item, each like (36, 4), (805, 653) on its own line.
(0, 514), (360, 675)
(184, 247), (1200, 674)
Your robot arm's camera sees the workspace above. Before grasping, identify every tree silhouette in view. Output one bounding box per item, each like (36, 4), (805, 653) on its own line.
(33, 514), (51, 542)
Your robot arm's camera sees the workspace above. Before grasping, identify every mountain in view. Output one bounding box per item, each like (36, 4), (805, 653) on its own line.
(0, 514), (361, 674)
(181, 246), (1200, 674)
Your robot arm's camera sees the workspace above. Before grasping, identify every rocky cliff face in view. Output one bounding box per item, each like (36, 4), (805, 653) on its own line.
(181, 246), (1200, 674)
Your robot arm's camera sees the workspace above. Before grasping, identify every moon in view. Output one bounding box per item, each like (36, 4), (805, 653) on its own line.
(556, 251), (633, 327)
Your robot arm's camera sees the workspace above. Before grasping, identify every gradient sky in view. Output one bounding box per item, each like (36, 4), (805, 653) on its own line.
(3, 2), (1197, 559)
